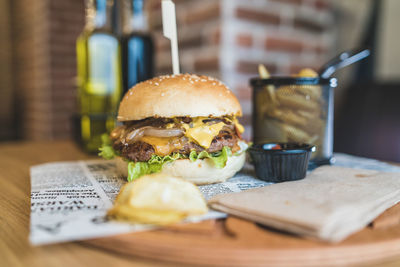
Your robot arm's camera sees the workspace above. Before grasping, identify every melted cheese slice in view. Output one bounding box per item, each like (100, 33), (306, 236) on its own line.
(183, 118), (225, 149)
(141, 136), (183, 157)
(226, 117), (244, 133)
(233, 119), (245, 133)
(140, 117), (244, 156)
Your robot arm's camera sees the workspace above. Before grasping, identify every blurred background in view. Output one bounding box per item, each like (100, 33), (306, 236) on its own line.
(0, 0), (400, 161)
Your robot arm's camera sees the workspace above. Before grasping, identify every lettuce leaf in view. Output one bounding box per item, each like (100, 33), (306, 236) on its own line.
(98, 134), (118, 160)
(148, 153), (185, 164)
(127, 153), (185, 182)
(189, 146), (232, 169)
(127, 147), (232, 181)
(98, 134), (186, 181)
(127, 161), (161, 182)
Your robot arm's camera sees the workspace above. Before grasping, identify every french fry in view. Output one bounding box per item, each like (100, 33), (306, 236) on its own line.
(282, 124), (312, 143)
(258, 64), (270, 78)
(305, 117), (324, 135)
(258, 64), (277, 105)
(297, 68), (318, 78)
(292, 85), (322, 101)
(297, 109), (321, 121)
(307, 134), (319, 144)
(276, 90), (320, 112)
(269, 108), (309, 128)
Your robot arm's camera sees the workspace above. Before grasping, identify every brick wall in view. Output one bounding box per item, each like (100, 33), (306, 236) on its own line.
(11, 0), (84, 140)
(48, 0), (85, 139)
(12, 0), (51, 140)
(7, 0), (334, 141)
(150, 0), (336, 140)
(151, 0), (222, 76)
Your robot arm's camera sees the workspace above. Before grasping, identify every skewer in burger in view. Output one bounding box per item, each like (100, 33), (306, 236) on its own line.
(100, 74), (248, 184)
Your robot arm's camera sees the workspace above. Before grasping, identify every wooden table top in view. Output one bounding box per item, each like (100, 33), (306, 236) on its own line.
(1, 140), (400, 267)
(0, 141), (178, 267)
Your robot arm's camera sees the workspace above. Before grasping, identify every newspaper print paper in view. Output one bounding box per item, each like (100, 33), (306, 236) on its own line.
(29, 153), (400, 245)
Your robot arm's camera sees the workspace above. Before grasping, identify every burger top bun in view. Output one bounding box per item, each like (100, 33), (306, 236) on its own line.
(117, 74), (242, 121)
(115, 152), (246, 185)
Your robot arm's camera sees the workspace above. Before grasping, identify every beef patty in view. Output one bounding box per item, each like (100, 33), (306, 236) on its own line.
(114, 129), (240, 162)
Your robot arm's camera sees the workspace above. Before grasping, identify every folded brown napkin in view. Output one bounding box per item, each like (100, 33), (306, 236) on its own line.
(209, 166), (400, 242)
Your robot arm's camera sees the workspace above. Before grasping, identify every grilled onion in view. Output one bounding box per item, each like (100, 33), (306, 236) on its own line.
(110, 126), (124, 140)
(125, 126), (184, 143)
(126, 128), (146, 143)
(144, 127), (184, 137)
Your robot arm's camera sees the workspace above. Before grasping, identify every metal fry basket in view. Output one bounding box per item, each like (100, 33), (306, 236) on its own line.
(250, 77), (337, 166)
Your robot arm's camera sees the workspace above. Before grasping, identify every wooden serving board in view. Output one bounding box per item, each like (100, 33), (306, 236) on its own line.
(84, 203), (400, 266)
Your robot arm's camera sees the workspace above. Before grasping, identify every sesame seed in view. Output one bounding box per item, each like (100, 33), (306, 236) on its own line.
(155, 82), (159, 86)
(212, 82), (216, 85)
(161, 93), (165, 96)
(201, 79), (206, 82)
(149, 81), (153, 84)
(190, 81), (194, 84)
(129, 91), (133, 95)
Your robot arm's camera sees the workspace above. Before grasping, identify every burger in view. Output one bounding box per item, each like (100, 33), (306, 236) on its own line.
(99, 73), (248, 184)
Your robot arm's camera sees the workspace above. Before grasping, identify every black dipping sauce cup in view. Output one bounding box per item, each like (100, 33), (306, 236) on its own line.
(249, 143), (315, 183)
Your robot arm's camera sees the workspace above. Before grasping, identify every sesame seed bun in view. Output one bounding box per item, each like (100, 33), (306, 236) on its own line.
(117, 74), (242, 121)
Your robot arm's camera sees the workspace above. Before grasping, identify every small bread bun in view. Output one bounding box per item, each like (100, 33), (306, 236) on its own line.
(115, 153), (246, 185)
(117, 74), (242, 121)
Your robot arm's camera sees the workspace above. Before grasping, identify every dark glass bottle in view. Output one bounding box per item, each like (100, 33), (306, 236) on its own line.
(76, 0), (122, 153)
(122, 0), (154, 93)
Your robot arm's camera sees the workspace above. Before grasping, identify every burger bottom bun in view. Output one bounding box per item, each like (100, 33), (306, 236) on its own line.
(115, 152), (246, 185)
